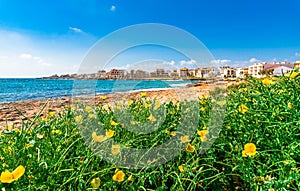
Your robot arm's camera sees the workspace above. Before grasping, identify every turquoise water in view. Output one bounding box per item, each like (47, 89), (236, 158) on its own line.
(0, 79), (193, 103)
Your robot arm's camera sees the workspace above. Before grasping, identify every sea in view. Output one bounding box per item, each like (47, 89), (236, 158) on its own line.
(0, 79), (194, 103)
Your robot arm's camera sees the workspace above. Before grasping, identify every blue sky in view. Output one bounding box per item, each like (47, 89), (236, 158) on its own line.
(0, 0), (300, 77)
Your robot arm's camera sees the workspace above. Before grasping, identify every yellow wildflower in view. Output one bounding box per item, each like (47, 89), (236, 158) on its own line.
(92, 132), (106, 143)
(147, 114), (156, 122)
(154, 101), (161, 110)
(102, 95), (107, 100)
(91, 177), (101, 188)
(180, 135), (191, 143)
(128, 174), (133, 181)
(51, 130), (62, 135)
(186, 143), (195, 153)
(178, 165), (188, 172)
(88, 113), (96, 119)
(85, 106), (93, 113)
(25, 144), (34, 149)
(110, 119), (118, 126)
(238, 104), (248, 114)
(262, 78), (274, 85)
(75, 115), (83, 124)
(113, 170), (125, 182)
(144, 102), (151, 108)
(141, 92), (147, 97)
(48, 111), (55, 117)
(289, 71), (299, 79)
(242, 143), (257, 157)
(197, 130), (209, 142)
(128, 100), (133, 107)
(288, 102), (293, 109)
(14, 128), (20, 134)
(200, 107), (205, 111)
(170, 131), (177, 137)
(106, 130), (115, 138)
(111, 144), (121, 155)
(102, 105), (110, 111)
(115, 105), (122, 110)
(0, 165), (25, 183)
(131, 121), (137, 125)
(6, 126), (13, 131)
(216, 100), (226, 106)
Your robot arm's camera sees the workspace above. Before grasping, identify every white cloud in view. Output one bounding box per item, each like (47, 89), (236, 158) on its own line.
(249, 58), (260, 63)
(162, 60), (175, 66)
(110, 5), (116, 11)
(210, 59), (231, 65)
(69, 27), (83, 33)
(19, 53), (52, 67)
(20, 53), (33, 59)
(295, 52), (300, 57)
(180, 59), (196, 66)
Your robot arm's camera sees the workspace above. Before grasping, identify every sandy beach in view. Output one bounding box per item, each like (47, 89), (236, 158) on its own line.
(0, 82), (230, 129)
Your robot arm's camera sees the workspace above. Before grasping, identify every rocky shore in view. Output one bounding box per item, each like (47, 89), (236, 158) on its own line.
(0, 82), (231, 129)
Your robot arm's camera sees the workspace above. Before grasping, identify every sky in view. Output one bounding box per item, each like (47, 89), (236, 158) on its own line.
(0, 0), (300, 77)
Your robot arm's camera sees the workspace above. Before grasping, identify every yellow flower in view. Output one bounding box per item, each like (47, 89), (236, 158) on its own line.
(242, 143), (257, 157)
(289, 71), (299, 79)
(238, 104), (248, 114)
(25, 144), (34, 149)
(186, 143), (195, 153)
(110, 119), (118, 126)
(51, 130), (62, 135)
(102, 105), (110, 111)
(115, 105), (122, 110)
(128, 100), (133, 107)
(111, 144), (121, 155)
(288, 102), (293, 109)
(75, 115), (83, 124)
(180, 135), (191, 143)
(197, 130), (209, 142)
(6, 126), (13, 131)
(178, 165), (188, 172)
(216, 100), (226, 106)
(42, 117), (49, 122)
(170, 131), (177, 137)
(199, 107), (205, 111)
(88, 113), (96, 119)
(178, 165), (184, 172)
(131, 121), (137, 125)
(85, 106), (93, 113)
(169, 111), (175, 115)
(144, 102), (151, 108)
(113, 170), (125, 182)
(102, 95), (107, 100)
(262, 78), (274, 85)
(154, 101), (161, 110)
(147, 114), (156, 122)
(14, 128), (20, 134)
(48, 111), (56, 117)
(91, 177), (101, 188)
(106, 130), (115, 138)
(127, 174), (133, 181)
(141, 92), (147, 97)
(92, 132), (106, 143)
(0, 165), (25, 183)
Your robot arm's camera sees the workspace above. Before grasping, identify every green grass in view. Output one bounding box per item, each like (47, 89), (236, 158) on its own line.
(0, 73), (299, 190)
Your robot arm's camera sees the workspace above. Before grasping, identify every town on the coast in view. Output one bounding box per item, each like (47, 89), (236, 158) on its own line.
(45, 60), (300, 80)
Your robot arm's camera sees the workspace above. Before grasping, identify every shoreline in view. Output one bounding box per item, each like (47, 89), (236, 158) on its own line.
(0, 82), (232, 129)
